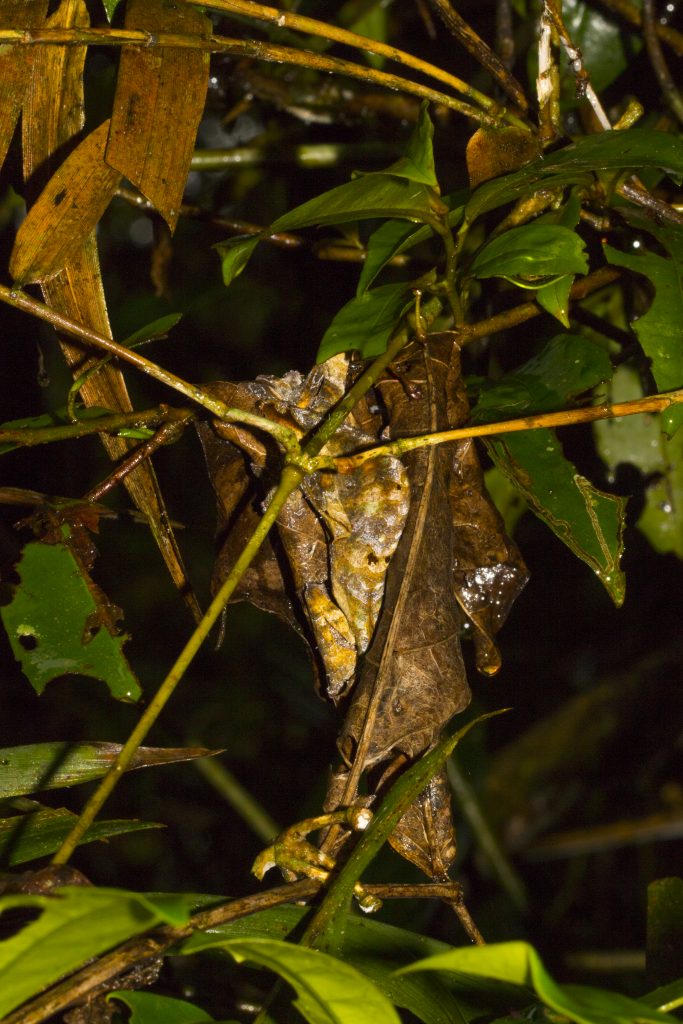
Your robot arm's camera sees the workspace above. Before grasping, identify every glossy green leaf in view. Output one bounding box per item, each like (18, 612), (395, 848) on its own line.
(400, 942), (679, 1024)
(594, 366), (683, 558)
(102, 0), (123, 19)
(536, 273), (574, 327)
(215, 235), (261, 287)
(471, 335), (624, 604)
(122, 312), (183, 347)
(469, 224), (588, 282)
(0, 741), (217, 799)
(605, 222), (683, 436)
(271, 174), (440, 234)
(181, 936), (401, 1024)
(466, 129), (683, 224)
(641, 978), (683, 1014)
(0, 887), (194, 1017)
(302, 712), (504, 954)
(0, 534), (141, 701)
(561, 0), (641, 97)
(109, 990), (215, 1023)
(317, 283), (413, 361)
(185, 906), (501, 1024)
(379, 101), (438, 187)
(0, 807), (162, 866)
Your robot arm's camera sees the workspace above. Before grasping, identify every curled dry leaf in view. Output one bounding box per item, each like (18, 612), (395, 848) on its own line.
(106, 0), (211, 232)
(198, 338), (527, 877)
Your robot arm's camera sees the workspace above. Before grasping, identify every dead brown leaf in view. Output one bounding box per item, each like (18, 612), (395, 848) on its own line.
(0, 1), (48, 170)
(10, 120), (121, 285)
(106, 0), (211, 232)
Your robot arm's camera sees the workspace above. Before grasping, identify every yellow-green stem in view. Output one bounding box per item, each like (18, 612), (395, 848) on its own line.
(51, 465), (304, 865)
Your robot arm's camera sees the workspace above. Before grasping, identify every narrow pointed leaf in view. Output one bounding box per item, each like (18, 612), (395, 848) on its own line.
(380, 101), (438, 186)
(215, 236), (261, 287)
(10, 120), (121, 284)
(0, 742), (218, 799)
(0, 888), (194, 1017)
(536, 273), (574, 326)
(106, 0), (211, 232)
(0, 808), (162, 867)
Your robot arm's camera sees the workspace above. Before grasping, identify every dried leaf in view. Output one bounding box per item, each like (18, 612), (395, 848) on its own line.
(388, 768), (457, 877)
(10, 120), (122, 284)
(466, 126), (542, 188)
(0, 1), (48, 170)
(20, 15), (201, 622)
(106, 0), (211, 231)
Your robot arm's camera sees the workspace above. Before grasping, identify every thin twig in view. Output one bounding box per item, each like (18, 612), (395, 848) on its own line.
(333, 388), (683, 471)
(0, 406), (181, 448)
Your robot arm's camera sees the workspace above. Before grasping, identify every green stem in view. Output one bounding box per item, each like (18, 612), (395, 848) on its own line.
(193, 757), (279, 843)
(0, 407), (177, 448)
(51, 465), (304, 866)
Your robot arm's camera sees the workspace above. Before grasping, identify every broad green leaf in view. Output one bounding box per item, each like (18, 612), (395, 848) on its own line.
(186, 907), (503, 1024)
(109, 990), (215, 1023)
(536, 273), (574, 326)
(485, 432), (626, 604)
(647, 878), (683, 988)
(380, 102), (438, 187)
(0, 887), (194, 1017)
(317, 283), (413, 361)
(560, 0), (641, 98)
(0, 405), (115, 456)
(215, 235), (261, 287)
(469, 224), (588, 283)
(0, 807), (162, 866)
(594, 366), (683, 558)
(0, 533), (141, 700)
(271, 174), (441, 234)
(181, 936), (401, 1024)
(302, 712), (504, 954)
(399, 942), (680, 1024)
(466, 129), (683, 224)
(605, 221), (683, 435)
(0, 741), (217, 799)
(471, 336), (625, 604)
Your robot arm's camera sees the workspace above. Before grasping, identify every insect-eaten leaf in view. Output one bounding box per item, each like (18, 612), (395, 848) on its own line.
(199, 338), (527, 879)
(470, 335), (625, 604)
(605, 213), (683, 436)
(595, 365), (683, 558)
(469, 224), (588, 286)
(0, 806), (162, 868)
(105, 0), (211, 232)
(0, 520), (140, 700)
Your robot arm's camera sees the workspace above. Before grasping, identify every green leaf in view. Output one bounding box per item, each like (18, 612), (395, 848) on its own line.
(347, 6), (388, 69)
(641, 978), (683, 1014)
(399, 941), (680, 1024)
(0, 741), (217, 799)
(0, 887), (194, 1017)
(536, 273), (574, 326)
(0, 406), (114, 456)
(109, 990), (215, 1023)
(605, 222), (683, 436)
(380, 102), (438, 187)
(470, 335), (625, 603)
(122, 312), (183, 347)
(181, 936), (401, 1024)
(469, 224), (588, 283)
(0, 807), (162, 866)
(594, 366), (683, 558)
(466, 129), (683, 224)
(560, 0), (641, 97)
(0, 535), (141, 700)
(271, 174), (440, 234)
(102, 0), (123, 20)
(215, 235), (261, 287)
(484, 466), (528, 536)
(302, 712), (505, 954)
(317, 283), (413, 361)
